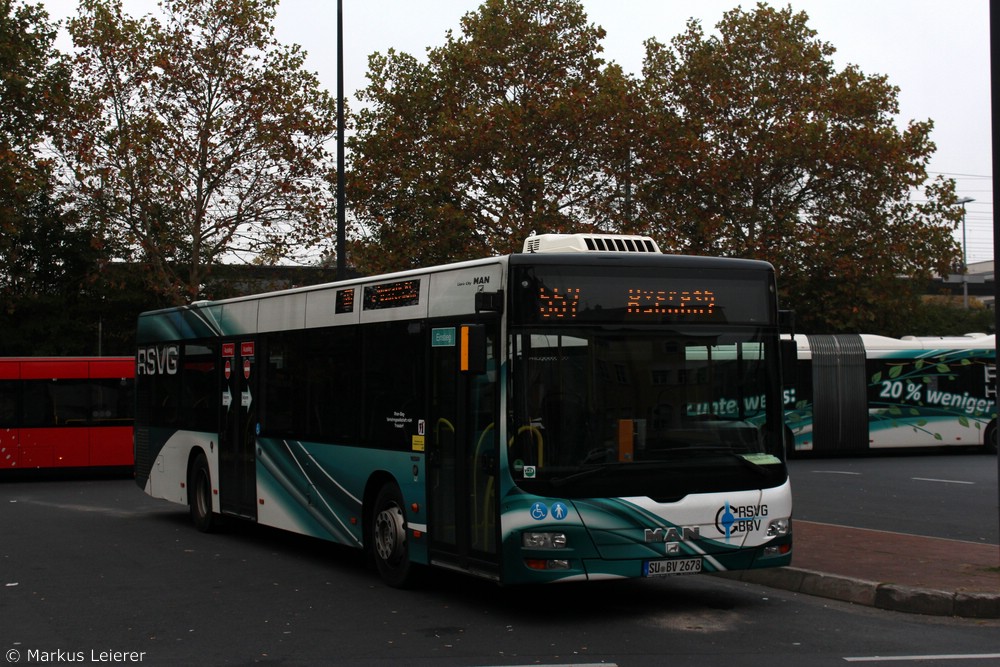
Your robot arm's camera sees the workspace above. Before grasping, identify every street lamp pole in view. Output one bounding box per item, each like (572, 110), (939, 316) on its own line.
(956, 196), (975, 308)
(336, 0), (346, 280)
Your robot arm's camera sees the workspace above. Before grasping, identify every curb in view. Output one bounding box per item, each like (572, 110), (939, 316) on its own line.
(715, 567), (1000, 619)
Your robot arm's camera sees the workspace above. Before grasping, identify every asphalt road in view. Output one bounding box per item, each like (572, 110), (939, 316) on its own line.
(788, 452), (999, 544)
(1, 459), (998, 666)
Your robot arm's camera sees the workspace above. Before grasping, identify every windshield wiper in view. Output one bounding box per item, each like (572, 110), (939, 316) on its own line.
(549, 460), (676, 487)
(685, 446), (775, 476)
(646, 446), (776, 476)
(548, 448), (778, 488)
(549, 463), (616, 488)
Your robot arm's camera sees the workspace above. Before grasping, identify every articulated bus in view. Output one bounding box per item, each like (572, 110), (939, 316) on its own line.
(785, 334), (997, 455)
(0, 357), (135, 470)
(134, 233), (793, 587)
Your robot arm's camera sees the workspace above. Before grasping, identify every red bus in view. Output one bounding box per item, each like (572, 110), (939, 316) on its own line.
(0, 357), (134, 470)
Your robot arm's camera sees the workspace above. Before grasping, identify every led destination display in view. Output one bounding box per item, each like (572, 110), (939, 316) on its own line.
(514, 266), (772, 325)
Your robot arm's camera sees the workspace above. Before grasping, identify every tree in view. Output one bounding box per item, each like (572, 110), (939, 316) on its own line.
(881, 293), (994, 339)
(348, 0), (635, 274)
(1, 1), (73, 312)
(61, 0), (338, 304)
(635, 3), (963, 332)
(0, 0), (69, 213)
(0, 0), (122, 356)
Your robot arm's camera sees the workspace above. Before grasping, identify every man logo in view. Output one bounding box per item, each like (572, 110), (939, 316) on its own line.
(644, 525), (700, 543)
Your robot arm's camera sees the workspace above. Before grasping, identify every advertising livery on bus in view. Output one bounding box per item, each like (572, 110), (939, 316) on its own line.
(133, 233), (792, 587)
(0, 356), (134, 470)
(785, 333), (997, 454)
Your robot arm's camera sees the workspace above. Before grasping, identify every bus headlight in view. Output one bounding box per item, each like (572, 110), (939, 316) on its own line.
(521, 532), (567, 549)
(766, 517), (791, 537)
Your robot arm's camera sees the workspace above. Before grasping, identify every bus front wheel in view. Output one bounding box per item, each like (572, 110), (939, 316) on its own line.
(189, 452), (218, 533)
(371, 483), (412, 587)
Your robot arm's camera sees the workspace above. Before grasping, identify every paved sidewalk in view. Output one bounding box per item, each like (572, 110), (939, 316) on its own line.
(722, 520), (1000, 618)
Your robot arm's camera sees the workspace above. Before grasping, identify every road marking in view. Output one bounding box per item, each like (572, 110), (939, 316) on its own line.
(796, 520), (994, 547)
(13, 499), (156, 517)
(810, 470), (862, 475)
(844, 654), (1000, 662)
(911, 477), (974, 485)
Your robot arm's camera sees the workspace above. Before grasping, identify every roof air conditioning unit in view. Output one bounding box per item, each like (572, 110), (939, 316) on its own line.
(522, 233), (661, 254)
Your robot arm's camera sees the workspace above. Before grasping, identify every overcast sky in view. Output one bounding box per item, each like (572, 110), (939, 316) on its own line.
(41, 0), (993, 262)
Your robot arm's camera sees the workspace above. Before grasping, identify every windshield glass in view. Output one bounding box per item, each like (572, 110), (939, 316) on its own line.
(508, 327), (786, 499)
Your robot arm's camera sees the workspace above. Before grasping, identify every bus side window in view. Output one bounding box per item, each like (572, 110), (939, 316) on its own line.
(0, 381), (18, 427)
(22, 381), (54, 427)
(363, 321), (424, 449)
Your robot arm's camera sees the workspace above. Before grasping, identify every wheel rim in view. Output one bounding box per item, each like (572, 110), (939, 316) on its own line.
(194, 469), (210, 518)
(374, 503), (406, 563)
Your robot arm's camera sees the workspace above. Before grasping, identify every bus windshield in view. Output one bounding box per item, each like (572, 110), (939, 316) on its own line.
(508, 327), (786, 499)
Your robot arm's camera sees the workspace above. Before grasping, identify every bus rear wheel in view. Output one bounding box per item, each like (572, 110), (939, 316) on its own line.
(984, 421), (998, 455)
(371, 483), (412, 587)
(189, 452), (218, 533)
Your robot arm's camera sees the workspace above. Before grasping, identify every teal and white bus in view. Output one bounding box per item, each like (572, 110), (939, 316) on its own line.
(134, 233), (793, 587)
(785, 333), (997, 455)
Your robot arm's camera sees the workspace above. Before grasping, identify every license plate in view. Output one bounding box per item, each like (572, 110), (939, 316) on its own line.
(644, 557), (703, 577)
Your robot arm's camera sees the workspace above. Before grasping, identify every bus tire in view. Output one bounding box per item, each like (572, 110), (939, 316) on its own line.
(189, 452), (218, 533)
(371, 483), (412, 587)
(984, 421), (998, 455)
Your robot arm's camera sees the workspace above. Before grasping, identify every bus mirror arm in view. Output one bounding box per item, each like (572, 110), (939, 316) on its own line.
(778, 309), (795, 336)
(475, 290), (504, 314)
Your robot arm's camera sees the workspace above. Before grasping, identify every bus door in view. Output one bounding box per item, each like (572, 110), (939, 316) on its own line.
(428, 322), (499, 575)
(220, 340), (258, 518)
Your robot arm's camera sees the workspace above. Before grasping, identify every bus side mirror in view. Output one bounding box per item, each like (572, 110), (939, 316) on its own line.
(460, 324), (487, 374)
(475, 290), (504, 314)
(780, 339), (797, 390)
(778, 309), (795, 335)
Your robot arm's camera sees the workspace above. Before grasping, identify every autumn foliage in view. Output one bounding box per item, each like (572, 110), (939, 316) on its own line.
(2, 0), (970, 337)
(349, 1), (963, 332)
(60, 0), (338, 304)
(348, 0), (637, 273)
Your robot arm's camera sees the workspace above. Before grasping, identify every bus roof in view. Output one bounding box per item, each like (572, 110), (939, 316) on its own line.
(787, 333), (995, 353)
(137, 248), (777, 342)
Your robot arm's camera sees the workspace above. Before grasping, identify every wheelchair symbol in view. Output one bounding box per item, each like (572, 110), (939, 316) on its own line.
(530, 502), (548, 520)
